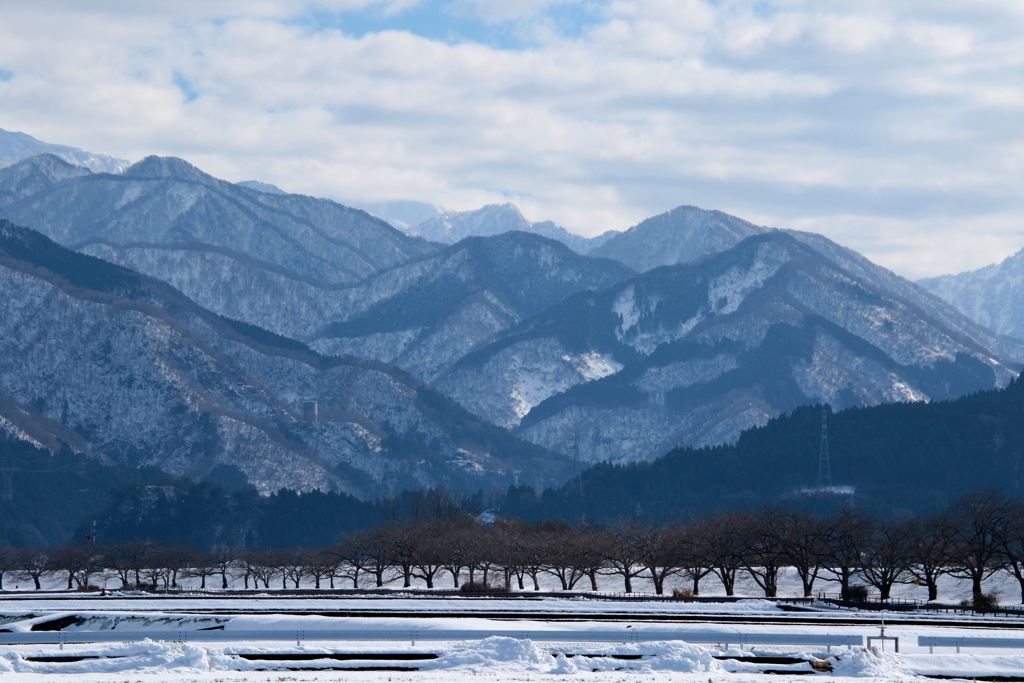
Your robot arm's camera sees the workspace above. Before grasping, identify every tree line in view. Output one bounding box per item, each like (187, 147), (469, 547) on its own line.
(5, 490), (1024, 606)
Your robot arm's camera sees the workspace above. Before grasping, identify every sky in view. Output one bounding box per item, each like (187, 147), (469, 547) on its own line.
(1, 1), (1023, 279)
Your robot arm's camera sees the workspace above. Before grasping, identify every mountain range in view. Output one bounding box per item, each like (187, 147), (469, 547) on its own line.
(408, 202), (618, 254)
(0, 127), (129, 174)
(437, 231), (1019, 463)
(0, 220), (570, 498)
(920, 248), (1024, 342)
(2, 129), (1024, 506)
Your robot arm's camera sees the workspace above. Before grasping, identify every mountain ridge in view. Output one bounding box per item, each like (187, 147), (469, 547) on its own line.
(0, 219), (572, 498)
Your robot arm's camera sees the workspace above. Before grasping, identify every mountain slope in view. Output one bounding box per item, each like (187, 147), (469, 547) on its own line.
(311, 231), (635, 381)
(0, 154), (436, 309)
(590, 205), (767, 270)
(0, 159), (632, 385)
(507, 375), (1024, 521)
(0, 127), (129, 173)
(436, 232), (1018, 464)
(0, 220), (571, 498)
(411, 203), (617, 254)
(919, 248), (1024, 342)
(583, 202), (1024, 364)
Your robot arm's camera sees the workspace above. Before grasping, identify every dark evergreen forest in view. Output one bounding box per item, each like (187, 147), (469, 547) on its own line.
(4, 372), (1022, 549)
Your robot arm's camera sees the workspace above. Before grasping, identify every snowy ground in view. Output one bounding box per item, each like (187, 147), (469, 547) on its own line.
(2, 570), (1024, 680)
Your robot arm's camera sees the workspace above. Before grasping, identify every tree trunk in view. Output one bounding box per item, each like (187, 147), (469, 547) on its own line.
(880, 583), (891, 600)
(927, 581), (938, 601)
(623, 574), (632, 593)
(589, 570), (598, 591)
(798, 570), (815, 598)
(33, 575), (41, 590)
(973, 575), (984, 603)
(692, 573), (700, 596)
(719, 569), (736, 596)
(221, 571), (228, 589)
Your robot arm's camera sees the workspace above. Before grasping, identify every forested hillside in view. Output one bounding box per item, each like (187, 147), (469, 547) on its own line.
(504, 374), (1024, 522)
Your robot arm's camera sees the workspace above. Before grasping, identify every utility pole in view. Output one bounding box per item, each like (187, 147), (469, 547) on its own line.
(817, 407), (832, 489)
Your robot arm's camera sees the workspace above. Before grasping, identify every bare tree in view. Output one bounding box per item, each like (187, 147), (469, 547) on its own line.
(344, 527), (393, 588)
(601, 527), (644, 593)
(181, 550), (219, 589)
(906, 516), (951, 602)
(992, 498), (1024, 604)
(48, 544), (94, 590)
(945, 490), (1015, 604)
(0, 548), (23, 590)
(775, 511), (827, 598)
(738, 508), (787, 598)
(675, 521), (714, 596)
(16, 550), (49, 590)
(621, 521), (683, 595)
(695, 513), (745, 596)
(540, 522), (587, 590)
(210, 546), (237, 590)
(861, 518), (914, 600)
(819, 509), (874, 600)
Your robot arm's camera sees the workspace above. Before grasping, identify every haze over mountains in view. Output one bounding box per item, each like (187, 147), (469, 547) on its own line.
(0, 127), (128, 174)
(2, 129), (1024, 502)
(919, 248), (1024, 342)
(406, 202), (618, 254)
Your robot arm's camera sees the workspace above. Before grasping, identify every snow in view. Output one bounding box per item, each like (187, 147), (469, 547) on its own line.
(5, 568), (1024, 679)
(5, 598), (1024, 681)
(613, 286), (640, 335)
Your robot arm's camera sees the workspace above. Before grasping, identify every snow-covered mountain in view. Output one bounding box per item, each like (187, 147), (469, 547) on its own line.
(0, 154), (437, 317)
(356, 199), (443, 229)
(410, 203), (618, 254)
(590, 205), (768, 271)
(310, 231), (635, 382)
(587, 203), (1024, 364)
(0, 156), (633, 380)
(5, 145), (1020, 490)
(0, 220), (570, 497)
(435, 232), (1020, 464)
(0, 127), (129, 173)
(919, 249), (1024, 342)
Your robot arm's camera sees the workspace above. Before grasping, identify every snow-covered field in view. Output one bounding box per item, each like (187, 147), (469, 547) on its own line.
(2, 569), (1024, 681)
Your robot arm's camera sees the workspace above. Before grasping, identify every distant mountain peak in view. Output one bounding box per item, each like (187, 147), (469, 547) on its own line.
(590, 204), (769, 271)
(237, 180), (285, 195)
(919, 247), (1024, 341)
(123, 155), (215, 183)
(0, 127), (129, 174)
(0, 154), (93, 208)
(410, 202), (618, 254)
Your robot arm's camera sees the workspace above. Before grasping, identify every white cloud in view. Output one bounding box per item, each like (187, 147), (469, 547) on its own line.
(0, 0), (1023, 278)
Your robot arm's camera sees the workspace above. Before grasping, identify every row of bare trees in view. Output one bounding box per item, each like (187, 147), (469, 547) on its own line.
(3, 491), (1023, 604)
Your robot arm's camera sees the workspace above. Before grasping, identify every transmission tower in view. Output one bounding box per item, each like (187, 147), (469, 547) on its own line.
(817, 407), (832, 489)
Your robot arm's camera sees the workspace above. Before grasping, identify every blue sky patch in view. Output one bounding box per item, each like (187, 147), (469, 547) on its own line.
(0, 69), (13, 82)
(301, 1), (597, 49)
(173, 72), (199, 102)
